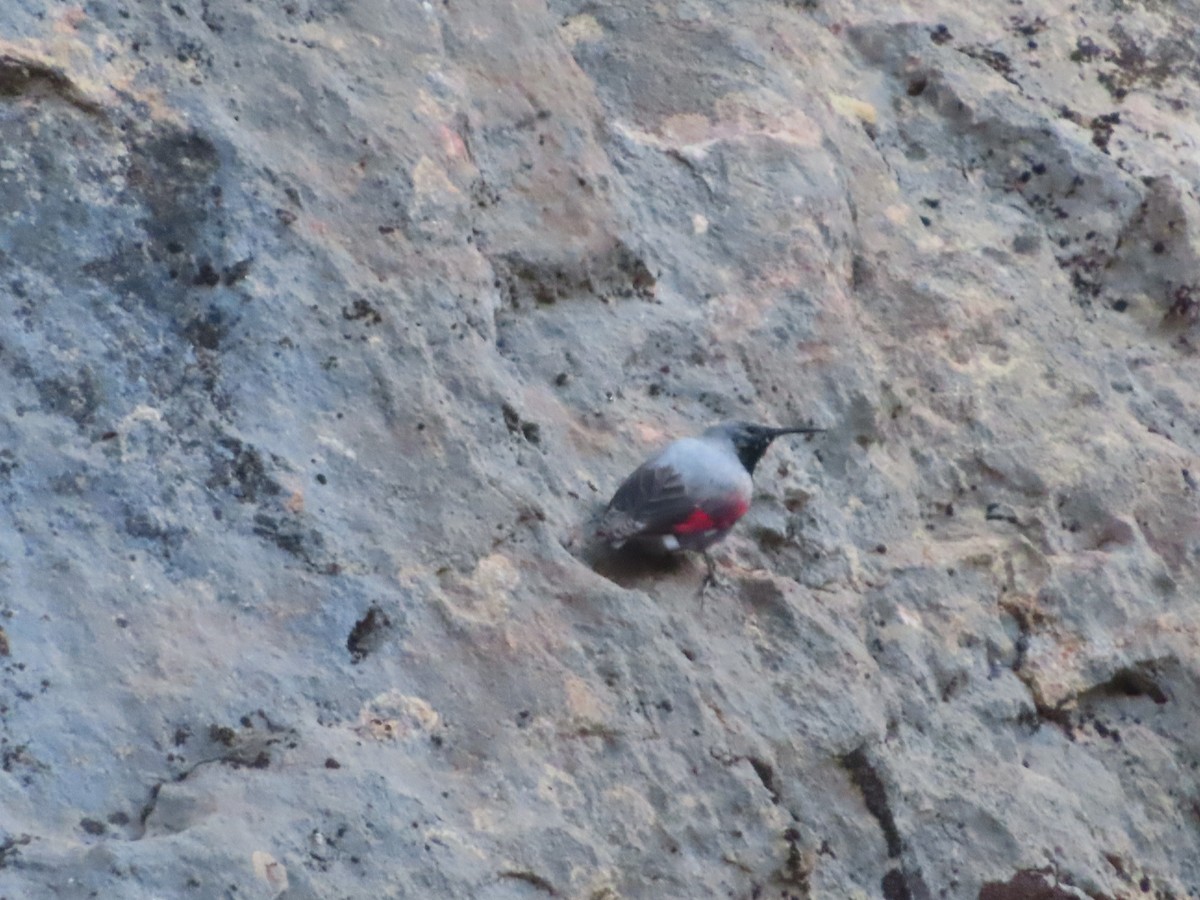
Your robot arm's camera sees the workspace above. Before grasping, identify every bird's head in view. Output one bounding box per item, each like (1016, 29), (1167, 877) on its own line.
(706, 421), (824, 473)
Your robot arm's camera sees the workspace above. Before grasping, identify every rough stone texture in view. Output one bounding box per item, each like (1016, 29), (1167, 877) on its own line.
(0, 0), (1198, 898)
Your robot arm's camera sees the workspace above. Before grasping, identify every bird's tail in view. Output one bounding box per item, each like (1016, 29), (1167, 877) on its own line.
(595, 509), (639, 548)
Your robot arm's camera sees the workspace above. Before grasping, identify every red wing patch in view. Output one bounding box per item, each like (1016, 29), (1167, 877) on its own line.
(673, 508), (717, 535)
(672, 498), (750, 535)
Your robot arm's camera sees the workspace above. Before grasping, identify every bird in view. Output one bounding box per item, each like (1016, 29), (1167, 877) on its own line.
(597, 421), (824, 585)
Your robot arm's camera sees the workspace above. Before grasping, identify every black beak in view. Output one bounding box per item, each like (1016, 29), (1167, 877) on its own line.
(767, 426), (825, 439)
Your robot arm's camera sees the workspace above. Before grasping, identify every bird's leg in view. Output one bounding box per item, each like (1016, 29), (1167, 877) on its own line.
(698, 550), (723, 600)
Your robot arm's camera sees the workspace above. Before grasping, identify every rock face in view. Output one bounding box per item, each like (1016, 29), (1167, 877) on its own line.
(0, 0), (1198, 897)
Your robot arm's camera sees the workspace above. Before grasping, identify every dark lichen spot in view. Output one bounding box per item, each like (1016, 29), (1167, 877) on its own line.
(35, 369), (102, 425)
(222, 257), (253, 285)
(1089, 112), (1120, 153)
(342, 298), (382, 325)
(79, 818), (106, 836)
(347, 605), (392, 663)
(881, 869), (913, 900)
(252, 513), (318, 560)
(207, 437), (280, 503)
(209, 724), (237, 746)
(502, 402), (521, 433)
(192, 259), (221, 287)
(183, 307), (227, 350)
(1071, 36), (1102, 63)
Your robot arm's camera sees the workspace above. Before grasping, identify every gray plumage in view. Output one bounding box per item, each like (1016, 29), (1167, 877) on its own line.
(598, 422), (823, 560)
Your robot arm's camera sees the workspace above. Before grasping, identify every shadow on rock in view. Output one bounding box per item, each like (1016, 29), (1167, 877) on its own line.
(586, 543), (700, 590)
(567, 516), (703, 591)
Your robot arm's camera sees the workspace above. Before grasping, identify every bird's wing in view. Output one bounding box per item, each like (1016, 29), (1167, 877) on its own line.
(597, 461), (696, 544)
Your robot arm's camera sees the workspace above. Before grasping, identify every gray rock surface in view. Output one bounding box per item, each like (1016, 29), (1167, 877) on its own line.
(0, 0), (1198, 897)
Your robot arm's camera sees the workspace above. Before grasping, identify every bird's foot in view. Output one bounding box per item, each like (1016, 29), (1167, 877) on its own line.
(697, 552), (725, 601)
